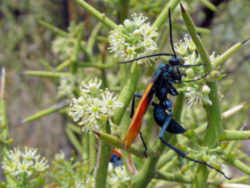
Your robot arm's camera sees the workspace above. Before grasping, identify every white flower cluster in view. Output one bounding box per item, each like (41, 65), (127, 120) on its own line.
(175, 34), (213, 106)
(68, 78), (122, 131)
(108, 164), (130, 186)
(2, 147), (49, 178)
(109, 14), (158, 62)
(57, 75), (75, 98)
(52, 23), (83, 60)
(52, 37), (76, 60)
(184, 84), (212, 106)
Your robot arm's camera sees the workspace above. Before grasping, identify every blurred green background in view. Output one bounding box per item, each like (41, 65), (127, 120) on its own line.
(0, 0), (249, 164)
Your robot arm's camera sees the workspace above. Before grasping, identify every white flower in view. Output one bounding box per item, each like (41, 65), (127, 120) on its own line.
(183, 84), (212, 106)
(175, 34), (195, 55)
(68, 78), (122, 131)
(54, 151), (65, 161)
(109, 13), (158, 63)
(2, 147), (49, 178)
(80, 78), (102, 94)
(52, 37), (76, 60)
(101, 90), (123, 116)
(57, 75), (75, 98)
(108, 164), (129, 186)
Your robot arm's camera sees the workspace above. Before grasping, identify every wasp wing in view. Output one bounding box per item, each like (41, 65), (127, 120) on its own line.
(123, 82), (154, 148)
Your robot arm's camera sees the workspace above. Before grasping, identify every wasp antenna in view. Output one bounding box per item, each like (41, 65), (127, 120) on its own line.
(118, 53), (175, 64)
(169, 9), (177, 57)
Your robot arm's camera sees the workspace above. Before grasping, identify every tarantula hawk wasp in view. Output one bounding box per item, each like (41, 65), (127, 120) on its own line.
(119, 9), (230, 179)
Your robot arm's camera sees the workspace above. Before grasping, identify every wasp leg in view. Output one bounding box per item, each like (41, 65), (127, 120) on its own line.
(159, 137), (231, 179)
(139, 132), (148, 157)
(130, 93), (142, 118)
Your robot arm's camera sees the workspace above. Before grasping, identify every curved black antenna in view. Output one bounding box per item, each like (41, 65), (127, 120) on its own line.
(118, 53), (175, 64)
(169, 9), (177, 57)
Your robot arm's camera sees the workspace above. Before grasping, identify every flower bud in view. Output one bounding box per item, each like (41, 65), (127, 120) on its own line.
(202, 85), (211, 95)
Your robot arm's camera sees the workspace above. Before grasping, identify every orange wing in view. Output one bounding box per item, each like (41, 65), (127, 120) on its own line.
(123, 82), (154, 148)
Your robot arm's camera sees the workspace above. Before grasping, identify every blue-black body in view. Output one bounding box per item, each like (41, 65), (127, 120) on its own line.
(147, 60), (186, 135)
(110, 154), (123, 167)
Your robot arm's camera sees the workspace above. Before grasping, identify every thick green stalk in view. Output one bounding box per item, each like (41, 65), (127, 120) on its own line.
(132, 141), (165, 188)
(75, 0), (117, 29)
(71, 25), (83, 74)
(0, 68), (7, 138)
(153, 0), (181, 30)
(89, 134), (97, 171)
(24, 71), (71, 78)
(200, 0), (217, 11)
(66, 127), (83, 154)
(222, 103), (246, 120)
(213, 39), (249, 68)
(87, 23), (102, 55)
(79, 62), (115, 69)
(22, 101), (69, 124)
(113, 64), (141, 124)
(173, 24), (210, 35)
(219, 130), (250, 141)
(224, 156), (250, 175)
(94, 123), (112, 188)
(56, 58), (74, 72)
(173, 93), (184, 121)
(92, 130), (153, 157)
(155, 171), (192, 184)
(180, 4), (219, 186)
(118, 0), (129, 22)
(38, 20), (67, 37)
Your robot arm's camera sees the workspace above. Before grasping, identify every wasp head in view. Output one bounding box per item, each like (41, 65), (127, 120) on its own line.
(169, 57), (184, 66)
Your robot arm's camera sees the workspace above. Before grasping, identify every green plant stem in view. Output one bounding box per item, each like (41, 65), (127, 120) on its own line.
(79, 62), (115, 69)
(153, 0), (181, 30)
(68, 123), (82, 134)
(224, 156), (250, 175)
(87, 23), (102, 55)
(226, 176), (250, 183)
(66, 127), (83, 154)
(181, 4), (212, 71)
(118, 0), (129, 22)
(56, 58), (74, 72)
(222, 103), (247, 120)
(24, 71), (71, 78)
(89, 134), (97, 171)
(173, 24), (210, 35)
(132, 141), (165, 188)
(159, 156), (178, 171)
(94, 123), (112, 188)
(92, 130), (153, 158)
(72, 26), (83, 74)
(22, 101), (69, 124)
(75, 0), (117, 29)
(38, 20), (67, 37)
(238, 150), (250, 163)
(213, 39), (249, 68)
(219, 130), (250, 141)
(155, 171), (192, 184)
(0, 68), (8, 139)
(200, 0), (217, 11)
(181, 4), (220, 186)
(113, 64), (141, 124)
(173, 93), (184, 120)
